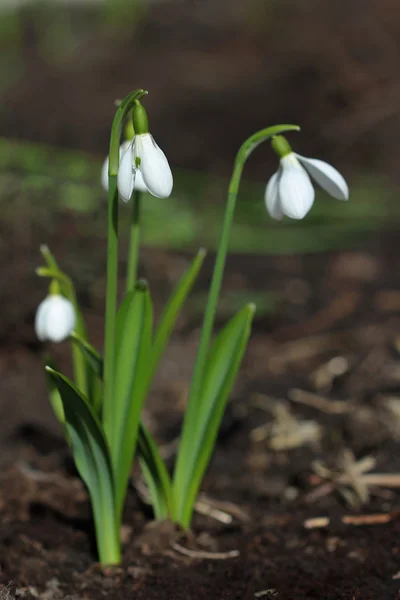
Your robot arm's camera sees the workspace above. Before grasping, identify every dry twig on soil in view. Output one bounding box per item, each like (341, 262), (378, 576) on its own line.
(171, 542), (239, 560)
(250, 396), (321, 450)
(304, 512), (398, 529)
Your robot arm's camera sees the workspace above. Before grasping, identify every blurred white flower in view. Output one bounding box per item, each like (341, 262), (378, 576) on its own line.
(101, 140), (147, 194)
(117, 133), (173, 201)
(35, 295), (76, 343)
(265, 152), (349, 220)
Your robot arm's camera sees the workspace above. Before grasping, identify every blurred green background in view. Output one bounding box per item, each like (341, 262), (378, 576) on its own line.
(1, 0), (400, 256)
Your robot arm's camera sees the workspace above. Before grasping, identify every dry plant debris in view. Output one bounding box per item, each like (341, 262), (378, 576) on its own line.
(304, 512), (398, 529)
(170, 542), (239, 561)
(306, 449), (400, 507)
(250, 396), (322, 450)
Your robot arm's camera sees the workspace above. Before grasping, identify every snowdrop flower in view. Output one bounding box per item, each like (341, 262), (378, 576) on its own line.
(35, 294), (76, 343)
(101, 140), (147, 194)
(117, 100), (173, 201)
(265, 135), (349, 220)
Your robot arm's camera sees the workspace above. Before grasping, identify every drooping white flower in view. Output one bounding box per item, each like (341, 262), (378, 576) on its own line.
(35, 295), (76, 343)
(265, 151), (349, 220)
(101, 140), (147, 194)
(117, 133), (173, 201)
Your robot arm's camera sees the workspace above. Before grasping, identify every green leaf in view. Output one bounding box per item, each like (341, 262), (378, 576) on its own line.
(148, 248), (206, 385)
(69, 326), (172, 521)
(44, 356), (65, 425)
(70, 332), (103, 415)
(70, 332), (103, 378)
(45, 366), (120, 565)
(115, 289), (135, 351)
(137, 424), (173, 520)
(131, 250), (205, 521)
(173, 303), (254, 526)
(110, 281), (153, 518)
(127, 251), (205, 522)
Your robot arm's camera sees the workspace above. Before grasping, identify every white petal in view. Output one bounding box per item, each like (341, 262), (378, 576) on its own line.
(296, 154), (349, 200)
(279, 155), (315, 219)
(132, 168), (148, 193)
(35, 296), (76, 343)
(264, 170), (284, 220)
(136, 134), (173, 198)
(101, 155), (109, 191)
(45, 296), (76, 342)
(35, 297), (52, 341)
(102, 141), (132, 193)
(117, 142), (135, 202)
(120, 140), (132, 154)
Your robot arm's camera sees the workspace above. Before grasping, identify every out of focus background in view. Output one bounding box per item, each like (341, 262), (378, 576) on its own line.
(1, 0), (400, 436)
(2, 0), (400, 247)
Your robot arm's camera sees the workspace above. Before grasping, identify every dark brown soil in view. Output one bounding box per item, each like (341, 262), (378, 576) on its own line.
(1, 233), (400, 599)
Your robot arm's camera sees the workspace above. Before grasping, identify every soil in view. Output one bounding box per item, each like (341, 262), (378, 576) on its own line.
(2, 1), (400, 598)
(1, 233), (400, 599)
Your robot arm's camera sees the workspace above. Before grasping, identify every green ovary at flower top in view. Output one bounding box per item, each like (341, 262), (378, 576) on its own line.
(33, 87), (349, 566)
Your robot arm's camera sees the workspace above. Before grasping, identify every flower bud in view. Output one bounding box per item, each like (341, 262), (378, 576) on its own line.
(35, 294), (76, 343)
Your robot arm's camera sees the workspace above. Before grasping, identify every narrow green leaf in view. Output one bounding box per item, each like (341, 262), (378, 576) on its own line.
(70, 332), (103, 378)
(45, 367), (120, 564)
(44, 356), (65, 425)
(70, 332), (103, 415)
(148, 249), (206, 384)
(115, 289), (135, 351)
(133, 249), (205, 520)
(137, 424), (173, 520)
(173, 304), (254, 526)
(111, 281), (153, 518)
(67, 330), (171, 521)
(101, 288), (135, 427)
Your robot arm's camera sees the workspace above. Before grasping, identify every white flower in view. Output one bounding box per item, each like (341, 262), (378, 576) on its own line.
(265, 152), (349, 220)
(101, 140), (147, 194)
(35, 295), (76, 343)
(117, 133), (173, 201)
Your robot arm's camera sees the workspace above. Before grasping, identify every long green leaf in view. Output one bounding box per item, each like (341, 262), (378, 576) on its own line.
(70, 332), (103, 378)
(134, 251), (205, 521)
(115, 289), (135, 351)
(70, 332), (103, 414)
(70, 331), (172, 521)
(111, 281), (153, 518)
(44, 356), (65, 425)
(148, 249), (206, 384)
(45, 367), (120, 564)
(137, 424), (173, 520)
(173, 303), (254, 526)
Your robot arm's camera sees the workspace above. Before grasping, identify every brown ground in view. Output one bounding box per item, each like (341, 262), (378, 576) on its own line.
(1, 233), (400, 599)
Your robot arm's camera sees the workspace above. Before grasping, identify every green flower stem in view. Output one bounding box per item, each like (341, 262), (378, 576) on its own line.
(126, 189), (142, 293)
(172, 124), (300, 521)
(102, 89), (147, 439)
